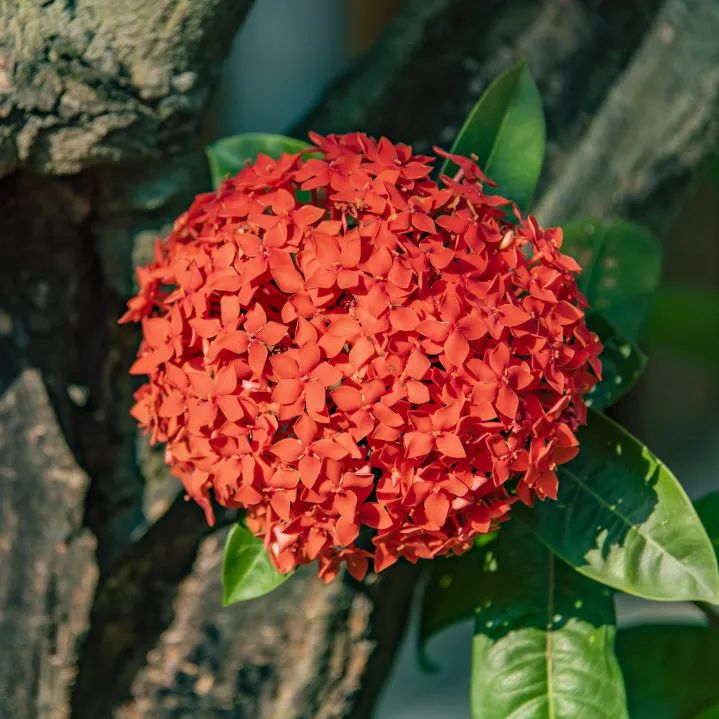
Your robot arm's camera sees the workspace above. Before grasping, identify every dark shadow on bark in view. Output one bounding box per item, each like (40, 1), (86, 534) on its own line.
(71, 496), (224, 719)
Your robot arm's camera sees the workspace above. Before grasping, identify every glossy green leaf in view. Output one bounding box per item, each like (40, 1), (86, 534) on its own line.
(562, 219), (662, 341)
(617, 624), (719, 719)
(471, 522), (627, 719)
(222, 523), (291, 605)
(419, 533), (498, 667)
(515, 410), (719, 602)
(644, 284), (719, 369)
(206, 133), (310, 189)
(585, 314), (647, 410)
(696, 491), (719, 562)
(440, 60), (545, 212)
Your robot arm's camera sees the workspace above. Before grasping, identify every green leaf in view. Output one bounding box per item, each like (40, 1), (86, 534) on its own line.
(515, 410), (719, 603)
(206, 133), (310, 189)
(617, 624), (719, 719)
(562, 219), (662, 341)
(643, 284), (719, 369)
(696, 491), (719, 562)
(695, 703), (719, 719)
(440, 60), (545, 212)
(221, 523), (291, 605)
(471, 522), (627, 719)
(585, 314), (647, 410)
(419, 533), (498, 667)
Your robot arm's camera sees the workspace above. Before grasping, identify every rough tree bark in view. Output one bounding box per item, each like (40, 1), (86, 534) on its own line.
(0, 370), (96, 719)
(0, 0), (717, 717)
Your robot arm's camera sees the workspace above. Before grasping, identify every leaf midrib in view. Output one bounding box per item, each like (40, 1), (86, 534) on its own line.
(483, 72), (522, 182)
(226, 544), (265, 602)
(563, 466), (717, 599)
(545, 551), (556, 719)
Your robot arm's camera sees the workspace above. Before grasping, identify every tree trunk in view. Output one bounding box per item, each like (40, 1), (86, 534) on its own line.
(1, 0), (717, 717)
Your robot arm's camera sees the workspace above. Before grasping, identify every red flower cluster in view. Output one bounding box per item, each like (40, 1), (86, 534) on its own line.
(122, 132), (601, 582)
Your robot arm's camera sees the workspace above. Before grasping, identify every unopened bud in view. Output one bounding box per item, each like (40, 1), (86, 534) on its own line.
(499, 230), (515, 250)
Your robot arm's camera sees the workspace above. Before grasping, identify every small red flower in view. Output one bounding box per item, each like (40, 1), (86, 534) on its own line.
(121, 132), (601, 582)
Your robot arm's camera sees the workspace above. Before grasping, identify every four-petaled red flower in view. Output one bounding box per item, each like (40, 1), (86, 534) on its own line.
(121, 131), (601, 583)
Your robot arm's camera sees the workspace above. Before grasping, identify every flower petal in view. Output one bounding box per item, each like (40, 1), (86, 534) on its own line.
(273, 378), (304, 405)
(444, 330), (469, 366)
(424, 492), (449, 527)
(390, 307), (419, 331)
(349, 336), (375, 370)
(436, 432), (466, 458)
(248, 341), (268, 376)
(332, 386), (363, 412)
(298, 454), (322, 489)
(270, 438), (304, 463)
(404, 431), (433, 459)
(417, 319), (450, 342)
(496, 383), (519, 419)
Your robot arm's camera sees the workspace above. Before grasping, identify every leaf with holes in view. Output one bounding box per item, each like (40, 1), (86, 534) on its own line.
(561, 219), (662, 341)
(222, 523), (291, 605)
(515, 410), (719, 602)
(440, 60), (545, 212)
(471, 522), (627, 719)
(206, 133), (310, 189)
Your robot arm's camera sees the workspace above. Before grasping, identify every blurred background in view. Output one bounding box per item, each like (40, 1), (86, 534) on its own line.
(0, 0), (717, 717)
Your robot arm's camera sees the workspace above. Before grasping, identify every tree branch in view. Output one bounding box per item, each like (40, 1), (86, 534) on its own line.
(0, 370), (97, 719)
(100, 528), (419, 719)
(298, 0), (664, 161)
(536, 0), (719, 224)
(0, 0), (253, 176)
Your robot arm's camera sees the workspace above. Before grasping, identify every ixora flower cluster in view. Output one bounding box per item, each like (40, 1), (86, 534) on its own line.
(122, 132), (601, 582)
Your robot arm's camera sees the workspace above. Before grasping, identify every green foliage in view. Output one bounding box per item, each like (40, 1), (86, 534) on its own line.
(515, 410), (719, 603)
(562, 219), (662, 341)
(419, 534), (498, 666)
(617, 624), (719, 719)
(222, 523), (291, 605)
(420, 527), (627, 718)
(440, 60), (545, 212)
(695, 704), (719, 719)
(206, 133), (310, 189)
(644, 284), (719, 368)
(696, 491), (719, 561)
(559, 218), (662, 408)
(470, 522), (627, 719)
(585, 314), (647, 411)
